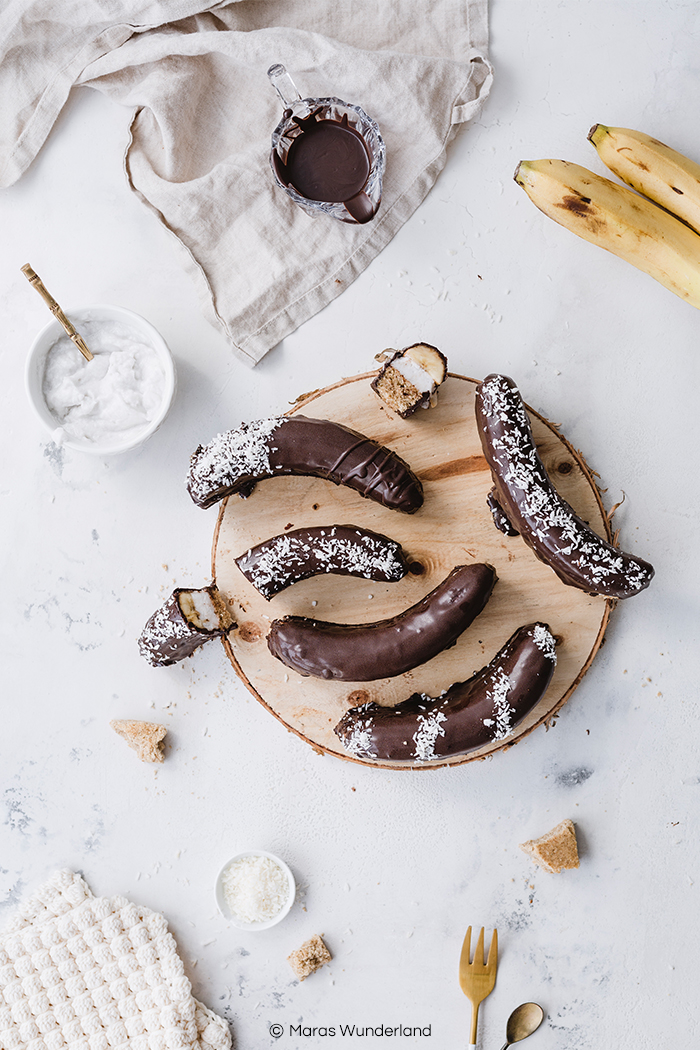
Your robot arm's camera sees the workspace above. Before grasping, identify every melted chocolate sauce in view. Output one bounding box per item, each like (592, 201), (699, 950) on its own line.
(283, 112), (370, 203)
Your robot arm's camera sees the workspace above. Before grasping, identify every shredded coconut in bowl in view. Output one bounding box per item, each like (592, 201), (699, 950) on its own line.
(220, 854), (291, 925)
(42, 318), (166, 448)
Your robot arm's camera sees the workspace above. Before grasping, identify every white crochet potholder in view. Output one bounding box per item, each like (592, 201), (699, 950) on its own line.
(0, 871), (232, 1050)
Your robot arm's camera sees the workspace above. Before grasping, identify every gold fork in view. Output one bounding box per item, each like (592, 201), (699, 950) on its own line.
(459, 926), (498, 1050)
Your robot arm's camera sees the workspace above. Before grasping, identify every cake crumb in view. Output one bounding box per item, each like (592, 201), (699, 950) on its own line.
(110, 719), (167, 763)
(519, 818), (579, 873)
(287, 934), (331, 981)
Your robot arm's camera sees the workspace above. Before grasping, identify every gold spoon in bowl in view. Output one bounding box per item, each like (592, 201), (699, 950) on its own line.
(498, 1002), (545, 1049)
(22, 264), (93, 362)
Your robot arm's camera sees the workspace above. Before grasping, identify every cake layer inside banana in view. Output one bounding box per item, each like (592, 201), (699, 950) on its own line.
(334, 622), (557, 763)
(187, 415), (424, 513)
(267, 562), (497, 681)
(236, 524), (409, 600)
(475, 374), (654, 599)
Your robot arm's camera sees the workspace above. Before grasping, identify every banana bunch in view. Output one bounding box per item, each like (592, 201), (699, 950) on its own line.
(515, 126), (700, 310)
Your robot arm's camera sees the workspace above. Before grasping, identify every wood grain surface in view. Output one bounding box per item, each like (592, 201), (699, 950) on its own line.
(212, 373), (612, 769)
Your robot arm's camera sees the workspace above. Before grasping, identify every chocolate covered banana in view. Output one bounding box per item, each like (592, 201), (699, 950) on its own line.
(334, 622), (557, 763)
(266, 563), (497, 681)
(187, 415), (423, 512)
(475, 374), (654, 599)
(236, 524), (409, 599)
(139, 584), (235, 666)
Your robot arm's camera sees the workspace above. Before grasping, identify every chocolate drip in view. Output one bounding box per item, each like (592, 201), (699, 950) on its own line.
(475, 374), (654, 599)
(187, 415), (423, 514)
(334, 622), (557, 763)
(487, 488), (519, 536)
(235, 524), (408, 600)
(266, 563), (497, 681)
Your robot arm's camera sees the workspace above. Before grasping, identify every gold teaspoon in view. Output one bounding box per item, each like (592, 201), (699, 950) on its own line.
(498, 1002), (545, 1049)
(22, 264), (93, 362)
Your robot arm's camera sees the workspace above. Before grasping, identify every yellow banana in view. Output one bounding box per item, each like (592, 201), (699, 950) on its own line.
(589, 124), (700, 235)
(514, 158), (700, 310)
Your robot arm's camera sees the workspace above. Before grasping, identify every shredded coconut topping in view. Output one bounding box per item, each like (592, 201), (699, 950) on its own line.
(533, 623), (557, 661)
(478, 376), (653, 596)
(483, 667), (515, 741)
(341, 704), (378, 758)
(412, 709), (447, 762)
(239, 526), (406, 598)
(188, 417), (285, 502)
(139, 594), (194, 663)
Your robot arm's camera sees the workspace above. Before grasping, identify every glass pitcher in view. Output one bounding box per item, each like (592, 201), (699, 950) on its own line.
(268, 64), (385, 225)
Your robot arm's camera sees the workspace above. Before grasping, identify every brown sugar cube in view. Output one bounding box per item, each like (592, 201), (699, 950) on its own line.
(287, 934), (331, 981)
(519, 818), (579, 873)
(110, 719), (167, 763)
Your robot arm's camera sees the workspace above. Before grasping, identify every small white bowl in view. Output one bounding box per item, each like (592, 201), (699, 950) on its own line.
(216, 850), (296, 931)
(25, 304), (176, 455)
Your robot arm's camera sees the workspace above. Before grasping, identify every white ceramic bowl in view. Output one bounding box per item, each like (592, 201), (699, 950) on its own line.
(215, 850), (296, 931)
(25, 304), (176, 455)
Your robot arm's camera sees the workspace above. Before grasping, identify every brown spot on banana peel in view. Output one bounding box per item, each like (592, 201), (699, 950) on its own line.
(266, 563), (497, 682)
(554, 194), (607, 236)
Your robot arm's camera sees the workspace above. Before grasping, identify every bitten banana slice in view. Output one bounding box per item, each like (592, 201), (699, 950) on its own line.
(589, 124), (700, 235)
(515, 158), (700, 311)
(372, 342), (448, 418)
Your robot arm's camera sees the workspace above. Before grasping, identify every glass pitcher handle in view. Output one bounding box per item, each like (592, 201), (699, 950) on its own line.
(267, 64), (302, 108)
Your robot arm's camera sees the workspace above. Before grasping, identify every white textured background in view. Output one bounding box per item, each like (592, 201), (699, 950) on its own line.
(1, 3), (699, 1049)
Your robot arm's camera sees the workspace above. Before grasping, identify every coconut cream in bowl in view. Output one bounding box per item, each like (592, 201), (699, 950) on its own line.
(25, 305), (176, 454)
(216, 850), (296, 931)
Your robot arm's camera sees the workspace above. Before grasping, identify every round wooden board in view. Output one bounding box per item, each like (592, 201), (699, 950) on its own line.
(212, 373), (612, 769)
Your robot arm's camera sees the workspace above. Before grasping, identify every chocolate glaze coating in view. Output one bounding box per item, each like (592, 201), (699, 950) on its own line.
(334, 622), (557, 763)
(138, 586), (233, 667)
(475, 374), (655, 599)
(266, 562), (497, 681)
(235, 524), (408, 600)
(487, 489), (519, 536)
(187, 415), (424, 513)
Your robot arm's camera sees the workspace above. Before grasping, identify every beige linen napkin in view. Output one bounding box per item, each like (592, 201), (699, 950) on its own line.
(0, 870), (231, 1050)
(0, 1), (492, 365)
